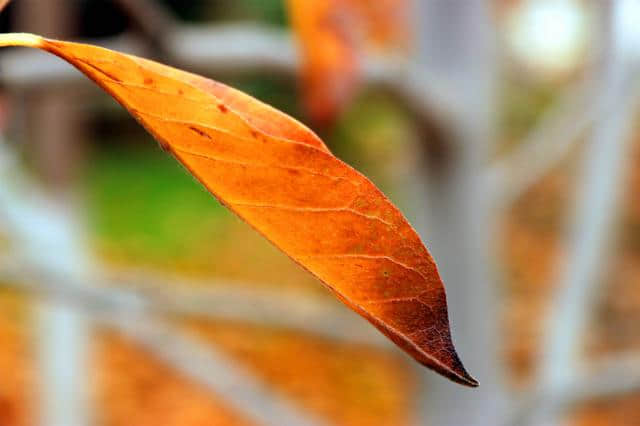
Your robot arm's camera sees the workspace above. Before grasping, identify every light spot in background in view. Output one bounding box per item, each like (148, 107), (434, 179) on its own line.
(506, 0), (590, 75)
(616, 0), (640, 60)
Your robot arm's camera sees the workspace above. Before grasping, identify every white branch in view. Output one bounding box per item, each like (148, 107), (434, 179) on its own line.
(511, 353), (640, 426)
(412, 2), (504, 426)
(540, 12), (637, 396)
(0, 24), (461, 127)
(102, 314), (328, 426)
(165, 23), (463, 126)
(117, 268), (387, 346)
(530, 3), (640, 424)
(0, 261), (387, 348)
(486, 73), (600, 207)
(567, 354), (640, 403)
(35, 303), (91, 426)
(0, 141), (329, 426)
(164, 24), (298, 75)
(486, 5), (640, 209)
(0, 142), (91, 426)
(111, 0), (176, 43)
(165, 23), (462, 120)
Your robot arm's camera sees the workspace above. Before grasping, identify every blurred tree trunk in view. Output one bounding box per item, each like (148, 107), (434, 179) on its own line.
(15, 0), (83, 191)
(411, 1), (504, 425)
(14, 3), (91, 426)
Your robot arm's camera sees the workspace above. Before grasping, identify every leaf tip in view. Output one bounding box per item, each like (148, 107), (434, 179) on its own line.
(433, 353), (479, 388)
(459, 372), (480, 388)
(446, 348), (478, 387)
(440, 344), (479, 387)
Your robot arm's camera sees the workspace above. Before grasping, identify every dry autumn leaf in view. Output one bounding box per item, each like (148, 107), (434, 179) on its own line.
(287, 0), (359, 126)
(286, 0), (409, 125)
(0, 33), (477, 387)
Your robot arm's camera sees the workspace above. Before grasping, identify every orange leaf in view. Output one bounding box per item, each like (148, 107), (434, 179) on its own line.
(355, 0), (410, 50)
(286, 0), (409, 125)
(287, 0), (359, 126)
(0, 33), (477, 387)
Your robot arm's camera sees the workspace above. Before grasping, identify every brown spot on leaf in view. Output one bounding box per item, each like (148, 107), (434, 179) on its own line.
(188, 126), (212, 140)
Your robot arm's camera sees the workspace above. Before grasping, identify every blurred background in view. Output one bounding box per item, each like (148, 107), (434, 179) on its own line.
(0, 0), (639, 425)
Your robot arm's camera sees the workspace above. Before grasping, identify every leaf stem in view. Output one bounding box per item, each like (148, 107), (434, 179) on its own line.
(0, 32), (43, 48)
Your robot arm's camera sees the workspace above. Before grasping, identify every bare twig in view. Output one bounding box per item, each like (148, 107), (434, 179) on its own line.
(0, 143), (91, 426)
(111, 0), (176, 45)
(165, 23), (461, 126)
(531, 3), (640, 424)
(0, 261), (328, 426)
(567, 353), (640, 404)
(164, 24), (298, 75)
(114, 268), (387, 346)
(412, 2), (504, 426)
(0, 140), (328, 425)
(103, 315), (328, 426)
(485, 73), (601, 208)
(0, 23), (461, 128)
(0, 261), (387, 348)
(511, 352), (640, 425)
(485, 1), (640, 210)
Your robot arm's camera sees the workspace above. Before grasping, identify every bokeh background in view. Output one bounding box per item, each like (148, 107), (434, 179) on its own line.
(0, 1), (639, 425)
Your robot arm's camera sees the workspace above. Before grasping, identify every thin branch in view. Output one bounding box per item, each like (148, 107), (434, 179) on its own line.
(0, 143), (92, 426)
(164, 23), (463, 125)
(102, 314), (328, 426)
(484, 64), (640, 210)
(530, 3), (640, 424)
(0, 23), (461, 127)
(36, 303), (91, 426)
(0, 260), (329, 426)
(164, 24), (298, 75)
(111, 0), (176, 45)
(511, 352), (640, 426)
(567, 354), (640, 403)
(412, 2), (504, 426)
(0, 261), (387, 348)
(1, 265), (331, 425)
(485, 74), (597, 207)
(485, 13), (640, 209)
(0, 140), (333, 426)
(540, 15), (637, 396)
(115, 267), (388, 346)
